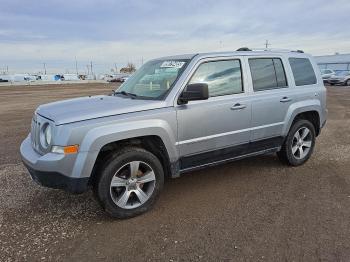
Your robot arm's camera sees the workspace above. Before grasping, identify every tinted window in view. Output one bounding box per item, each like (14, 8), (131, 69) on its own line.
(289, 58), (317, 86)
(249, 58), (287, 91)
(189, 60), (243, 97)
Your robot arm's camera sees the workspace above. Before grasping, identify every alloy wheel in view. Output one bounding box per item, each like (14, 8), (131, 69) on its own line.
(291, 127), (313, 160)
(109, 161), (156, 209)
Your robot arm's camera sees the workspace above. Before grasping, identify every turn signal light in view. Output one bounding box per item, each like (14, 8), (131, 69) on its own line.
(64, 145), (79, 154)
(51, 145), (79, 155)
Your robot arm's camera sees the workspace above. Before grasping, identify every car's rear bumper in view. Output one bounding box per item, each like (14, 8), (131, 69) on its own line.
(20, 136), (89, 194)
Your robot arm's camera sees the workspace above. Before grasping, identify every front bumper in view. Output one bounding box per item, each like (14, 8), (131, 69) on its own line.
(20, 136), (89, 194)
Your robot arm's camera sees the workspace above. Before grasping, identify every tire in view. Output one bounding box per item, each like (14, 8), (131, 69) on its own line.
(277, 119), (316, 166)
(94, 147), (164, 218)
(346, 79), (350, 86)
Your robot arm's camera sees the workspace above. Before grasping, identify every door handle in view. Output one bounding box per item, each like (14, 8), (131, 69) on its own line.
(230, 103), (246, 110)
(280, 97), (292, 103)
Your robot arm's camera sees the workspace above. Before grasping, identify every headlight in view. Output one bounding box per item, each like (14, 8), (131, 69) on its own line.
(41, 124), (52, 147)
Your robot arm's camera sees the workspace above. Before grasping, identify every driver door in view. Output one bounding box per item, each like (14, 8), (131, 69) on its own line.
(176, 58), (252, 170)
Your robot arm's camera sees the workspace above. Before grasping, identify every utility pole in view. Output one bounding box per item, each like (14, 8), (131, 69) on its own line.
(264, 40), (271, 49)
(43, 63), (47, 75)
(219, 40), (223, 50)
(75, 57), (78, 75)
(90, 61), (93, 76)
(114, 63), (118, 74)
(86, 65), (90, 75)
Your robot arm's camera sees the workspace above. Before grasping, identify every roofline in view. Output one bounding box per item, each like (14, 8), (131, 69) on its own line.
(155, 49), (311, 61)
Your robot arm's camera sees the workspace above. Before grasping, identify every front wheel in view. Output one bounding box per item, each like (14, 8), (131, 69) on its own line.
(277, 119), (316, 166)
(94, 147), (164, 218)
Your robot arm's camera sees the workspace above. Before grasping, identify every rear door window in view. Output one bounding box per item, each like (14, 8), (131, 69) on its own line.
(289, 58), (317, 86)
(248, 58), (288, 91)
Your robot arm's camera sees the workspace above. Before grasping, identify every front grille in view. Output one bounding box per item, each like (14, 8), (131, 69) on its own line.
(31, 114), (41, 153)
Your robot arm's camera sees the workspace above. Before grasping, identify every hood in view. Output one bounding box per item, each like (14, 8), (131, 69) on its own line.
(36, 95), (167, 125)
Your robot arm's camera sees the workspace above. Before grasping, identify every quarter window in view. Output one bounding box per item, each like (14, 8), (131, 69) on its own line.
(289, 58), (317, 86)
(189, 60), (243, 97)
(249, 58), (288, 91)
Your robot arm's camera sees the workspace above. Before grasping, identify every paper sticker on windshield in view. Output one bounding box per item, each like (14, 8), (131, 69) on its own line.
(160, 61), (185, 68)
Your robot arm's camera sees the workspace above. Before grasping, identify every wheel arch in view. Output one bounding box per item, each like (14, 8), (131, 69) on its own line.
(283, 102), (321, 137)
(88, 135), (176, 187)
(69, 119), (179, 183)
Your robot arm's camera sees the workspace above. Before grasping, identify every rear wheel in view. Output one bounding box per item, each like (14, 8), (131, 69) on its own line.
(94, 147), (164, 218)
(277, 119), (316, 166)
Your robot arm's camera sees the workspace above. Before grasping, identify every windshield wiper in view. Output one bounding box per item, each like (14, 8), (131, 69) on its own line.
(114, 91), (138, 99)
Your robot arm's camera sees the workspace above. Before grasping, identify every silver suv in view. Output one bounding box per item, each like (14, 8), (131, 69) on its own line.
(21, 49), (327, 218)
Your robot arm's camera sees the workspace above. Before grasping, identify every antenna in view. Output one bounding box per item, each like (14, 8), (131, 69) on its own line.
(75, 57), (78, 75)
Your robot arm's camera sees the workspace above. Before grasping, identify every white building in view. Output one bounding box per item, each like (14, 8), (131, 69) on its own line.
(0, 74), (36, 82)
(315, 53), (350, 72)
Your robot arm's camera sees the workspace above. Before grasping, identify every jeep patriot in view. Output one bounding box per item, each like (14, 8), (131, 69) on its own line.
(20, 48), (327, 218)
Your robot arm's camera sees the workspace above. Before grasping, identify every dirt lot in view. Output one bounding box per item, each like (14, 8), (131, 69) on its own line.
(0, 83), (349, 261)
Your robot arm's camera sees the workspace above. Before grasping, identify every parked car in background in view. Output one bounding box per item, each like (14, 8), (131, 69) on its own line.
(321, 69), (335, 83)
(107, 74), (130, 83)
(21, 49), (327, 218)
(120, 76), (130, 82)
(328, 71), (350, 86)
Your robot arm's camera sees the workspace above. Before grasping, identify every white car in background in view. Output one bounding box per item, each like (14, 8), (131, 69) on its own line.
(120, 76), (130, 82)
(328, 71), (350, 86)
(321, 69), (335, 83)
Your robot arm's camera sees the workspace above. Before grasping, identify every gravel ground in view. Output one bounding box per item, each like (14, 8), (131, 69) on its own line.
(0, 84), (349, 261)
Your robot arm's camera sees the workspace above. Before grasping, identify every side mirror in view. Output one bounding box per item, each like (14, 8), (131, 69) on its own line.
(178, 83), (209, 104)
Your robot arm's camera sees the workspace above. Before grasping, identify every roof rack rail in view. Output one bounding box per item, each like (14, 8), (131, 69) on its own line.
(236, 47), (304, 53)
(236, 47), (252, 51)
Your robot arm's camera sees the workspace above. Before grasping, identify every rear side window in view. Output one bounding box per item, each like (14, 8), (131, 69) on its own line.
(249, 58), (288, 91)
(189, 60), (243, 97)
(289, 58), (317, 86)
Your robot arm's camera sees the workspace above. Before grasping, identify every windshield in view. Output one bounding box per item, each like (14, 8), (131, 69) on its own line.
(115, 59), (189, 99)
(335, 71), (349, 76)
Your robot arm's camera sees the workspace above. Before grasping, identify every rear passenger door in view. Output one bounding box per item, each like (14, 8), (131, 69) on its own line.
(246, 56), (292, 144)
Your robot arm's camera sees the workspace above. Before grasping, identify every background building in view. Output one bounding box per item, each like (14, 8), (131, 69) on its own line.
(315, 53), (350, 72)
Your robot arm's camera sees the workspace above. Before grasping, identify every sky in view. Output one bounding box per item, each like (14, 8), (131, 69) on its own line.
(0, 0), (349, 74)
